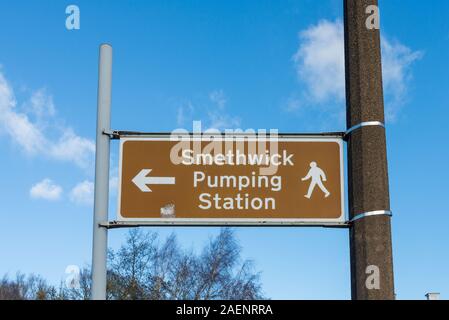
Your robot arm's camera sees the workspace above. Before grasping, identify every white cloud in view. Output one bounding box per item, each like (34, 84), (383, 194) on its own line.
(293, 20), (345, 103)
(292, 19), (422, 122)
(69, 171), (118, 206)
(30, 178), (63, 201)
(0, 70), (95, 168)
(50, 129), (95, 168)
(381, 38), (423, 121)
(176, 101), (194, 126)
(0, 73), (47, 154)
(284, 97), (302, 113)
(206, 90), (240, 130)
(176, 90), (241, 131)
(27, 88), (56, 118)
(209, 89), (227, 110)
(70, 180), (94, 206)
(206, 112), (240, 131)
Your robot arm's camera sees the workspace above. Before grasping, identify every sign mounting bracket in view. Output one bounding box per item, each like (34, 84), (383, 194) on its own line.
(99, 220), (350, 229)
(103, 130), (346, 139)
(102, 129), (120, 139)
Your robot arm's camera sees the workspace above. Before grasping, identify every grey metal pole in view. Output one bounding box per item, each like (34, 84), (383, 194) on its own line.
(91, 44), (112, 300)
(344, 0), (395, 299)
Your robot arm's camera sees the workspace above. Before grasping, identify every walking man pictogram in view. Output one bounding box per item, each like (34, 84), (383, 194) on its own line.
(301, 161), (330, 199)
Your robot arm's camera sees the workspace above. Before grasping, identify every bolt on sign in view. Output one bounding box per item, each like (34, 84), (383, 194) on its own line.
(117, 134), (344, 224)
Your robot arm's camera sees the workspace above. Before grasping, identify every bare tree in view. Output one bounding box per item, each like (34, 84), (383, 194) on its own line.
(107, 229), (157, 299)
(100, 228), (263, 300)
(0, 273), (58, 300)
(194, 229), (263, 300)
(1, 228), (264, 300)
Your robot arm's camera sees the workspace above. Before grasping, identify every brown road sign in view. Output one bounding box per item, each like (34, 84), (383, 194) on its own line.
(117, 135), (345, 224)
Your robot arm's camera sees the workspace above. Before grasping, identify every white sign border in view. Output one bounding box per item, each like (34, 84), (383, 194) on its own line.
(116, 135), (346, 225)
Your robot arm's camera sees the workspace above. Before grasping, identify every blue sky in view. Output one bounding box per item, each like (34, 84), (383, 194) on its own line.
(0, 0), (448, 300)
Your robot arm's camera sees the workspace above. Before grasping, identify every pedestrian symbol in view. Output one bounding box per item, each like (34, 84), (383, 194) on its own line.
(301, 161), (330, 199)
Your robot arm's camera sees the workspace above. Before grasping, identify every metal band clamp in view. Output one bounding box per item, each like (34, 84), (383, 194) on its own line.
(344, 121), (385, 140)
(349, 210), (392, 223)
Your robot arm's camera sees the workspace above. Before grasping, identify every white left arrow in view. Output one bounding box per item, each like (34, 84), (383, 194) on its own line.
(132, 169), (176, 192)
